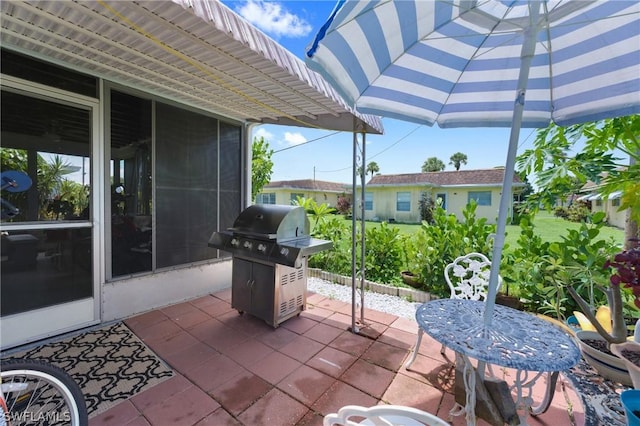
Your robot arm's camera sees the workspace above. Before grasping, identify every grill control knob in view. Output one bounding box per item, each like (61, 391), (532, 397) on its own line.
(243, 241), (253, 249)
(280, 247), (289, 256)
(231, 238), (239, 247)
(257, 243), (266, 252)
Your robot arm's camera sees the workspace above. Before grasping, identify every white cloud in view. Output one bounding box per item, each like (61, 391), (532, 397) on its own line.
(235, 1), (312, 38)
(253, 127), (274, 141)
(284, 131), (307, 146)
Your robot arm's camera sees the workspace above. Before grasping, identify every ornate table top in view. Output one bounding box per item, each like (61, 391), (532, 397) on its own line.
(416, 299), (581, 371)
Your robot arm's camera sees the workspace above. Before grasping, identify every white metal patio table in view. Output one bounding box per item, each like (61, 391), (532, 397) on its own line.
(416, 299), (581, 425)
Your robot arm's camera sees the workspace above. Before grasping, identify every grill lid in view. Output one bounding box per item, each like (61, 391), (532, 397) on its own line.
(209, 204), (332, 267)
(228, 204), (309, 241)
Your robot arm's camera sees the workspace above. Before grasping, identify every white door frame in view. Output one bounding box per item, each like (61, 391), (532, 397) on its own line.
(0, 76), (102, 349)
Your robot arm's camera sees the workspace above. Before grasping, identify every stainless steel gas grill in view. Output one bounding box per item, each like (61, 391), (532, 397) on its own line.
(208, 204), (332, 327)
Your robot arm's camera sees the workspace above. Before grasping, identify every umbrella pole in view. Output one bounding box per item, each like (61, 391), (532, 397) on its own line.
(484, 0), (541, 327)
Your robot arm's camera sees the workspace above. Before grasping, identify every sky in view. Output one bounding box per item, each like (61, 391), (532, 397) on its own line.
(221, 0), (541, 185)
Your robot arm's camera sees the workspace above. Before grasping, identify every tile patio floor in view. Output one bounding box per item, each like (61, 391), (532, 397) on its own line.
(90, 288), (585, 426)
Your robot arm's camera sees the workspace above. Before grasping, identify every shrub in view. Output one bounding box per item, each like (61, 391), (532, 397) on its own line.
(566, 201), (590, 222)
(501, 212), (619, 320)
(418, 191), (435, 224)
(403, 201), (496, 298)
(554, 206), (568, 219)
(336, 195), (352, 215)
(512, 201), (529, 225)
(308, 216), (352, 275)
(364, 222), (404, 285)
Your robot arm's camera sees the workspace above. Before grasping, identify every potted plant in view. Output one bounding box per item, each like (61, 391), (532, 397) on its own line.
(568, 242), (640, 386)
(611, 341), (640, 389)
(495, 280), (523, 310)
(400, 270), (422, 288)
(400, 234), (425, 289)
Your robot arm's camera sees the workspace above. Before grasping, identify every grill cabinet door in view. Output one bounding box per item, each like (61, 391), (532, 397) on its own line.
(231, 258), (275, 322)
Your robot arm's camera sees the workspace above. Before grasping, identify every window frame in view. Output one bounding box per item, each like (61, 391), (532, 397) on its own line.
(290, 193), (304, 204)
(396, 191), (411, 212)
(257, 193), (276, 204)
(364, 192), (373, 211)
(467, 191), (492, 206)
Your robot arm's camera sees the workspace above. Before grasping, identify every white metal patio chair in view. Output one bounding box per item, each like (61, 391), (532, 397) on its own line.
(323, 405), (451, 426)
(405, 252), (502, 368)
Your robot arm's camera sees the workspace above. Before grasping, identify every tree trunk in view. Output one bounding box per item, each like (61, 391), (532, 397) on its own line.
(625, 210), (639, 249)
(624, 153), (639, 250)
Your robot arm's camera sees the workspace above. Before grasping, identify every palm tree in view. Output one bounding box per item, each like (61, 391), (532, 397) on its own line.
(366, 161), (380, 179)
(357, 161), (380, 181)
(449, 152), (468, 170)
(421, 157), (445, 172)
(38, 154), (77, 217)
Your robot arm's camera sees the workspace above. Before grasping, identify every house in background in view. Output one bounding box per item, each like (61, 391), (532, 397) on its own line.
(576, 179), (626, 229)
(257, 179), (349, 207)
(359, 169), (525, 224)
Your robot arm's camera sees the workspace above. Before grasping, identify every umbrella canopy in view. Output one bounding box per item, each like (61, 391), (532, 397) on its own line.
(306, 0), (640, 325)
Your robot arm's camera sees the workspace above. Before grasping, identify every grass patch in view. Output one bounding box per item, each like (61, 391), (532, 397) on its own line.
(512, 210), (624, 248)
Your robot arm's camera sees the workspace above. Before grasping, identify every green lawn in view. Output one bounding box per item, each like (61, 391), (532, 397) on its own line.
(507, 211), (625, 248)
(343, 210), (625, 251)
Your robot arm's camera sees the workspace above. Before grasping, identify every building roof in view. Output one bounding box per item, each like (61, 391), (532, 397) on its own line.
(265, 169), (524, 193)
(578, 167), (628, 193)
(0, 0), (382, 134)
(264, 179), (349, 193)
(367, 168), (523, 187)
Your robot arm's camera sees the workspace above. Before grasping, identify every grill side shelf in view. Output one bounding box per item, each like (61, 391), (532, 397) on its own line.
(209, 231), (305, 268)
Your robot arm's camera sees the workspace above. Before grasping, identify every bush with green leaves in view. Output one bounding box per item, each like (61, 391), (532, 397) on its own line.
(363, 222), (405, 285)
(554, 206), (568, 219)
(293, 196), (336, 226)
(403, 202), (496, 297)
(511, 201), (529, 225)
(308, 198), (625, 320)
(418, 191), (435, 224)
(308, 215), (353, 275)
(502, 212), (620, 320)
(566, 200), (590, 223)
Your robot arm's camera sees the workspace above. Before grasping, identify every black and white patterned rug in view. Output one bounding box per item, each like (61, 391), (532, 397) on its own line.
(563, 357), (630, 426)
(2, 322), (174, 417)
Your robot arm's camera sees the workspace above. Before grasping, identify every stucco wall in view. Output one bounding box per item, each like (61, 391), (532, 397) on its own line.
(102, 260), (232, 322)
(363, 186), (422, 223)
(266, 189), (342, 207)
(361, 185), (507, 224)
(605, 200), (626, 229)
(592, 199), (606, 215)
(446, 187), (503, 224)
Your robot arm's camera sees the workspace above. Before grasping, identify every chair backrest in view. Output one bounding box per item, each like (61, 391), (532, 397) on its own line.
(323, 405), (450, 426)
(444, 252), (502, 301)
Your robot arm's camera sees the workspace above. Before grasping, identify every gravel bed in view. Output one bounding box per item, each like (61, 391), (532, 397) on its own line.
(307, 277), (420, 320)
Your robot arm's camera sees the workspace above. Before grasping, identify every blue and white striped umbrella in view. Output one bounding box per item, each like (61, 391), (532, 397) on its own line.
(307, 0), (639, 127)
(306, 0), (640, 325)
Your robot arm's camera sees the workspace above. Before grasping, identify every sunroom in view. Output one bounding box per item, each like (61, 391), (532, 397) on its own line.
(0, 0), (381, 349)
